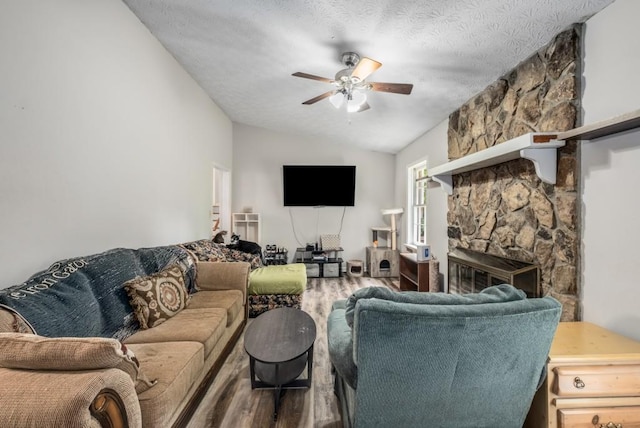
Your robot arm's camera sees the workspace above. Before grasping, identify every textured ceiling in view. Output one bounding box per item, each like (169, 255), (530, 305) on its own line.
(122, 0), (614, 154)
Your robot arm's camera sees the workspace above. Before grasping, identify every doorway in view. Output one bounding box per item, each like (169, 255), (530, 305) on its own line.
(212, 166), (231, 238)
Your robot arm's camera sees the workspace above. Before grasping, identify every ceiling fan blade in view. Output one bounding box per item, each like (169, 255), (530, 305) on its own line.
(292, 72), (334, 83)
(302, 90), (336, 105)
(369, 82), (413, 95)
(351, 57), (382, 81)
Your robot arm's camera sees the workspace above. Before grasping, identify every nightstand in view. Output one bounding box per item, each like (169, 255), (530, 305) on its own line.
(525, 322), (640, 428)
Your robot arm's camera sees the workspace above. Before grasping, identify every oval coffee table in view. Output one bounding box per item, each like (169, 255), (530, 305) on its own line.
(244, 307), (316, 421)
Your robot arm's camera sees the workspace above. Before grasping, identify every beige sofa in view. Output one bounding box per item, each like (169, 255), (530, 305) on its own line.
(0, 253), (249, 428)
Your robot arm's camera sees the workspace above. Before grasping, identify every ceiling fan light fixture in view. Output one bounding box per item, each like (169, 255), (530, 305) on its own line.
(292, 52), (413, 111)
(329, 92), (344, 109)
(347, 90), (367, 113)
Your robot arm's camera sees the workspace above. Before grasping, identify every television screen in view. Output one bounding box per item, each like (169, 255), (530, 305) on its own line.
(283, 165), (356, 206)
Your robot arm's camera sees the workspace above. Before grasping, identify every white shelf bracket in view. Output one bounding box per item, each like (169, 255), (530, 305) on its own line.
(432, 175), (453, 195)
(519, 147), (558, 184)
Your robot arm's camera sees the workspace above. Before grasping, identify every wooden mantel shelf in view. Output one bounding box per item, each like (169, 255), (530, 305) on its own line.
(428, 109), (640, 195)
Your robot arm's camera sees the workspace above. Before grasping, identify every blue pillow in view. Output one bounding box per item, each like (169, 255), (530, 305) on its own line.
(344, 284), (526, 327)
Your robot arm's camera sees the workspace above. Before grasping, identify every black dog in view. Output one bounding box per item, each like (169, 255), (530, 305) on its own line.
(227, 233), (262, 256)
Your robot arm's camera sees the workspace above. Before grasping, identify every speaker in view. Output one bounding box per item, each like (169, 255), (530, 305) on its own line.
(416, 245), (431, 261)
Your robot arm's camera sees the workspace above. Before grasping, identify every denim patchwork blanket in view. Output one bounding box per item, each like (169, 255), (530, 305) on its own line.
(0, 245), (195, 340)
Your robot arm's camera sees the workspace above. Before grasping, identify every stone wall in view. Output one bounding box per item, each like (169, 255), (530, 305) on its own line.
(446, 26), (580, 320)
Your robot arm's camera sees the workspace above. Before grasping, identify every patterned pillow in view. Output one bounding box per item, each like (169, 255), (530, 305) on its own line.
(124, 265), (189, 329)
(180, 240), (227, 262)
(180, 239), (263, 269)
(221, 247), (263, 269)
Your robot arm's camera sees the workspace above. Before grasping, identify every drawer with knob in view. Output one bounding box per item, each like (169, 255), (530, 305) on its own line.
(558, 406), (640, 428)
(553, 365), (640, 397)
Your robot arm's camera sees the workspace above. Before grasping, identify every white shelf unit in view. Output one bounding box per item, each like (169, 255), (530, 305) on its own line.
(429, 133), (564, 195)
(557, 108), (640, 141)
(428, 109), (640, 195)
(231, 212), (261, 244)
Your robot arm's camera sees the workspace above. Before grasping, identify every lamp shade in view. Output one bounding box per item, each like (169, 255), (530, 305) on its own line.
(329, 92), (344, 109)
(347, 90), (367, 113)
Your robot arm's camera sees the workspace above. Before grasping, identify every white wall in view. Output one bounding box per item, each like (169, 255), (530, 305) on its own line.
(395, 120), (450, 286)
(232, 124), (395, 267)
(0, 0), (232, 287)
(581, 0), (640, 340)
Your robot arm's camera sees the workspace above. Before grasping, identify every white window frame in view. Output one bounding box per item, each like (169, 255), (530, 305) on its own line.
(407, 160), (428, 246)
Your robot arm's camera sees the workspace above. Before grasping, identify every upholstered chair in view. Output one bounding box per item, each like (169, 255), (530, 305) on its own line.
(327, 284), (561, 428)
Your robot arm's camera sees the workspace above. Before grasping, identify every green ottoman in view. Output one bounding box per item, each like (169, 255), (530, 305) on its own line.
(248, 263), (307, 317)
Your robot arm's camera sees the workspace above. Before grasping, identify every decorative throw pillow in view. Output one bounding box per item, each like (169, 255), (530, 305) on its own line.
(0, 333), (157, 393)
(124, 265), (189, 329)
(221, 247), (263, 269)
(180, 240), (227, 263)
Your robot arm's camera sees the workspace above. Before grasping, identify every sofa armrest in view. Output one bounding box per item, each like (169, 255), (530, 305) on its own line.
(195, 262), (251, 301)
(327, 307), (358, 389)
(0, 367), (142, 428)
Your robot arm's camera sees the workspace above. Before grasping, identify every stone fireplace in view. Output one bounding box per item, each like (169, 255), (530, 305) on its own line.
(446, 26), (580, 320)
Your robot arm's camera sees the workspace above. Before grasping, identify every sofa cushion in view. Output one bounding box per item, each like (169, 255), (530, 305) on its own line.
(187, 290), (243, 326)
(124, 265), (190, 329)
(126, 341), (204, 428)
(248, 264), (307, 295)
(344, 283), (526, 327)
(0, 333), (156, 393)
(124, 308), (227, 358)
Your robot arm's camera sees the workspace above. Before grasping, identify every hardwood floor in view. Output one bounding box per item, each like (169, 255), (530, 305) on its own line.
(186, 275), (398, 428)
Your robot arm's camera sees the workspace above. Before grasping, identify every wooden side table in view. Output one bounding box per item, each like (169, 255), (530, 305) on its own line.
(399, 252), (432, 292)
(525, 322), (640, 428)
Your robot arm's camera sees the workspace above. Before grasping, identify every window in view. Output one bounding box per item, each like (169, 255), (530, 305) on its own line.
(408, 161), (428, 245)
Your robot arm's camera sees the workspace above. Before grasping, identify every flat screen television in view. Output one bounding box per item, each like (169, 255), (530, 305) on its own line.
(283, 165), (356, 206)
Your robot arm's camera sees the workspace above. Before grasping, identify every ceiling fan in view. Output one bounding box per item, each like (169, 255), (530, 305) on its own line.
(292, 52), (413, 113)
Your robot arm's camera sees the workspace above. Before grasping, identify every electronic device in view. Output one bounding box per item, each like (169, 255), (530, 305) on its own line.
(283, 165), (356, 206)
(417, 245), (432, 261)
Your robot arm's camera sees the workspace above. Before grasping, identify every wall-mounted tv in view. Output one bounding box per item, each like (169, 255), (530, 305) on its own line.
(283, 165), (356, 206)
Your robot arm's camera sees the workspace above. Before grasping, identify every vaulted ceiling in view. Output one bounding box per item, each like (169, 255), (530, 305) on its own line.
(123, 0), (614, 154)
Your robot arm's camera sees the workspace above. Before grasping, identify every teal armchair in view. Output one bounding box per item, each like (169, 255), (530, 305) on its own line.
(327, 284), (561, 428)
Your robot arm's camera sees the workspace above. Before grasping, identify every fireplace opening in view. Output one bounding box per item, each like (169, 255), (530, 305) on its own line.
(448, 248), (540, 297)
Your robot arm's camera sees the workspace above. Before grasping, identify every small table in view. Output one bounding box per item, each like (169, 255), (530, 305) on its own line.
(244, 307), (316, 420)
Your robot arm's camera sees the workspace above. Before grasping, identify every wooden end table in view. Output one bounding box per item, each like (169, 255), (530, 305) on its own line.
(244, 307), (316, 420)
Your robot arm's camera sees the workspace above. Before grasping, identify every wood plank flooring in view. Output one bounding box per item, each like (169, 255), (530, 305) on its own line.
(186, 275), (398, 428)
